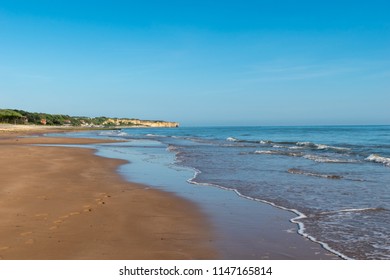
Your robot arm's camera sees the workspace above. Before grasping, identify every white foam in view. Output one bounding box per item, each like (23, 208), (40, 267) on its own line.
(254, 150), (276, 155)
(254, 150), (304, 158)
(98, 130), (128, 137)
(316, 144), (329, 150)
(272, 144), (286, 148)
(289, 146), (304, 150)
(296, 141), (312, 146)
(317, 144), (350, 151)
(146, 133), (167, 137)
(226, 137), (239, 142)
(303, 154), (357, 163)
(296, 141), (350, 151)
(365, 154), (390, 166)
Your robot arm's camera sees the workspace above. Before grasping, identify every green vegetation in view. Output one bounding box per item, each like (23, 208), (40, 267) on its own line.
(0, 109), (178, 127)
(0, 109), (24, 124)
(0, 109), (109, 127)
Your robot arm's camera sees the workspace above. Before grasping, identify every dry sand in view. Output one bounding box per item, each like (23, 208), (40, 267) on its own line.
(0, 126), (216, 259)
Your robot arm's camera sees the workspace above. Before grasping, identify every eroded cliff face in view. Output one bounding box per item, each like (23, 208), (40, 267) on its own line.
(102, 118), (179, 128)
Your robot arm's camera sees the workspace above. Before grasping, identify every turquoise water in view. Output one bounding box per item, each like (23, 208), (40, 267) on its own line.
(56, 126), (390, 259)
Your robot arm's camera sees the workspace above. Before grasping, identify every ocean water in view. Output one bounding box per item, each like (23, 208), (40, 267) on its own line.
(56, 126), (390, 259)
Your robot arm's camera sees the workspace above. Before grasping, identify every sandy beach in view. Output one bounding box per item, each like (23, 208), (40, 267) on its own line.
(0, 126), (216, 259)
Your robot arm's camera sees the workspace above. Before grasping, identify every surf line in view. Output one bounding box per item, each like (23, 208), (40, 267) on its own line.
(185, 167), (352, 260)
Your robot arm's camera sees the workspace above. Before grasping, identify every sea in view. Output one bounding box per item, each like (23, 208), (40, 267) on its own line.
(52, 125), (390, 260)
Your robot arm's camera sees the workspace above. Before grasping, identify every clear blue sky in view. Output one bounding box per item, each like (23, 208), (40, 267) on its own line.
(1, 0), (389, 126)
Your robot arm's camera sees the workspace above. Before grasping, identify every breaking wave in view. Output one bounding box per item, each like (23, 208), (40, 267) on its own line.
(254, 150), (302, 157)
(227, 137), (350, 152)
(365, 154), (390, 167)
(303, 154), (358, 163)
(98, 130), (129, 137)
(296, 141), (350, 151)
(253, 150), (357, 164)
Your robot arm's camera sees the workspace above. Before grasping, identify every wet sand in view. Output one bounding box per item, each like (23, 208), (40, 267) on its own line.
(0, 127), (216, 259)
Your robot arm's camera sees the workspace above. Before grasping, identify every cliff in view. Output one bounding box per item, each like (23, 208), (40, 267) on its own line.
(102, 118), (179, 128)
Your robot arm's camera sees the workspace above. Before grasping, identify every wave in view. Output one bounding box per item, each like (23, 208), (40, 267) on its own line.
(272, 144), (287, 148)
(226, 137), (274, 144)
(319, 207), (388, 215)
(296, 141), (350, 152)
(146, 133), (169, 138)
(227, 137), (350, 152)
(98, 131), (129, 137)
(253, 150), (357, 164)
(254, 150), (302, 157)
(365, 154), (390, 167)
(227, 137), (293, 145)
(287, 168), (343, 179)
(226, 137), (239, 142)
(303, 154), (358, 163)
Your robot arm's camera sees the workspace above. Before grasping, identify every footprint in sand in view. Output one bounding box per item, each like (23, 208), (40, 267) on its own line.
(49, 226), (57, 230)
(20, 231), (33, 236)
(69, 212), (80, 216)
(54, 220), (63, 224)
(95, 198), (106, 205)
(83, 205), (93, 212)
(0, 246), (9, 251)
(100, 192), (112, 199)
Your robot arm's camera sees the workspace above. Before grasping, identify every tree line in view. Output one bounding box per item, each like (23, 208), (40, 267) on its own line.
(0, 109), (109, 126)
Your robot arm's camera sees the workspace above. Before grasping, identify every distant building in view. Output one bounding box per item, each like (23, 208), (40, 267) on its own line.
(40, 118), (47, 125)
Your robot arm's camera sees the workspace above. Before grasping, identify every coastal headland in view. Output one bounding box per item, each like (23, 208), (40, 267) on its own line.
(0, 125), (214, 259)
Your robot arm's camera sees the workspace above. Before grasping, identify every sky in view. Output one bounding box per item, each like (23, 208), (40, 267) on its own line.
(1, 0), (389, 126)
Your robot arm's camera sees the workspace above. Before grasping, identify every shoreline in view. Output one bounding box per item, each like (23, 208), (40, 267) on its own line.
(0, 125), (340, 259)
(94, 136), (341, 259)
(187, 168), (348, 259)
(0, 127), (216, 259)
